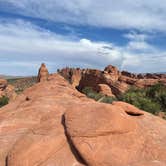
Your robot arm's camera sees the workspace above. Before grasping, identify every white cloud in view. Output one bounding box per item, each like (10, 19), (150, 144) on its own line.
(123, 31), (149, 41)
(2, 0), (166, 31)
(0, 19), (165, 75)
(0, 19), (124, 75)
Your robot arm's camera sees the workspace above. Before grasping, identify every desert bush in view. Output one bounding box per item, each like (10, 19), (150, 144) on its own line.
(146, 83), (166, 112)
(119, 84), (166, 114)
(82, 87), (104, 101)
(82, 84), (166, 115)
(100, 96), (117, 104)
(82, 87), (117, 103)
(0, 96), (9, 108)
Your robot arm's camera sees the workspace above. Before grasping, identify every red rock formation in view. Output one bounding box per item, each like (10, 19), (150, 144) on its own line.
(0, 66), (166, 166)
(0, 78), (16, 100)
(96, 84), (115, 97)
(104, 65), (120, 82)
(0, 79), (7, 90)
(58, 65), (166, 97)
(37, 63), (49, 82)
(58, 67), (82, 88)
(78, 69), (107, 91)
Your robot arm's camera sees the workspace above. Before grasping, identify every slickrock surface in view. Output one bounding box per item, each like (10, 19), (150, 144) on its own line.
(0, 69), (166, 166)
(0, 74), (88, 166)
(58, 65), (166, 96)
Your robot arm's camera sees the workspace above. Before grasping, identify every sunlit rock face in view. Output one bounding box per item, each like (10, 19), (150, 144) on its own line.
(0, 78), (16, 100)
(0, 65), (165, 166)
(58, 64), (166, 97)
(37, 63), (49, 82)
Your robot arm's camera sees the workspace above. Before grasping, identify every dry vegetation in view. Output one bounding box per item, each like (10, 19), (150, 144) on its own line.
(7, 76), (37, 94)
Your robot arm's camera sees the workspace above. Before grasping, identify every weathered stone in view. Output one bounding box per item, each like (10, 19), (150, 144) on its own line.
(59, 65), (166, 97)
(65, 102), (166, 166)
(0, 79), (16, 100)
(96, 84), (115, 97)
(37, 63), (49, 82)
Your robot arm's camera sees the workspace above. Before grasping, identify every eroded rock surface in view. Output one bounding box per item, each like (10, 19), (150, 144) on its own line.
(0, 74), (88, 166)
(0, 66), (166, 166)
(58, 65), (166, 97)
(65, 101), (166, 166)
(58, 67), (82, 88)
(37, 63), (49, 82)
(0, 79), (16, 100)
(96, 84), (115, 97)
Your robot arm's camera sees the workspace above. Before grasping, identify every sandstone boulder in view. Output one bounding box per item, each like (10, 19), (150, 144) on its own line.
(65, 102), (166, 166)
(3, 84), (17, 100)
(96, 84), (115, 97)
(104, 65), (120, 82)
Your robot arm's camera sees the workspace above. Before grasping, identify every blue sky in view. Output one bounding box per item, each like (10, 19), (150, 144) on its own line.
(0, 0), (166, 75)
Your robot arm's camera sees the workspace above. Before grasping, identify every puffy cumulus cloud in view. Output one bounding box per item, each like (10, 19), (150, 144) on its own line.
(0, 19), (165, 75)
(1, 0), (166, 31)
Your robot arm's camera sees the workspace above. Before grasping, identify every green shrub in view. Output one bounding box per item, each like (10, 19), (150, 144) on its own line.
(82, 87), (104, 101)
(82, 87), (117, 103)
(100, 96), (117, 104)
(0, 96), (9, 108)
(119, 84), (166, 114)
(146, 83), (166, 112)
(82, 84), (166, 116)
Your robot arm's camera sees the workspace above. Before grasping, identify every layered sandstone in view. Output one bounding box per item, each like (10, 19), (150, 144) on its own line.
(58, 65), (166, 96)
(0, 65), (166, 166)
(58, 67), (82, 88)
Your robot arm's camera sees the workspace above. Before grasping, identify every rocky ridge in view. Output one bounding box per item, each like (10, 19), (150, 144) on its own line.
(58, 65), (166, 96)
(0, 64), (166, 166)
